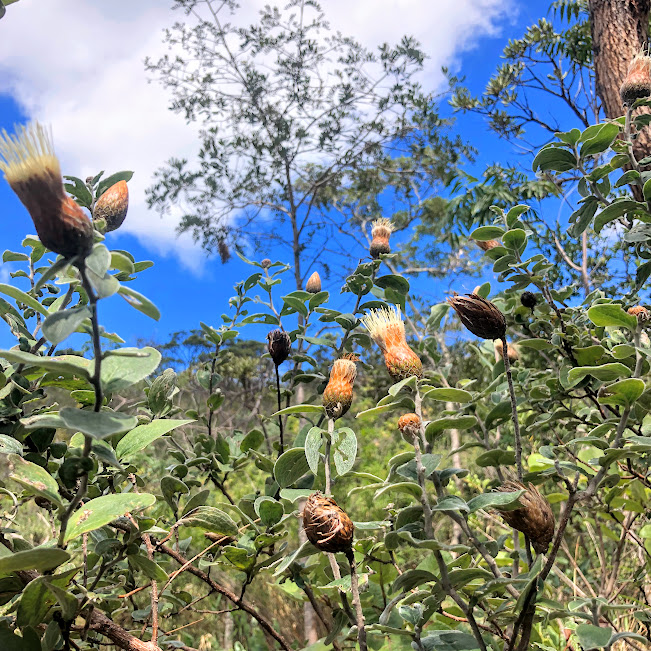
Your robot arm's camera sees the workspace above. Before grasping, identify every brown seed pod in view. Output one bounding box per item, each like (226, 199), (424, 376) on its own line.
(0, 123), (94, 260)
(447, 293), (506, 341)
(370, 218), (393, 259)
(93, 180), (129, 232)
(302, 492), (354, 553)
(620, 52), (651, 106)
(322, 354), (358, 420)
(397, 413), (420, 441)
(267, 329), (291, 366)
(628, 305), (649, 322)
(306, 271), (321, 294)
(475, 239), (499, 252)
(494, 480), (555, 554)
(361, 305), (423, 380)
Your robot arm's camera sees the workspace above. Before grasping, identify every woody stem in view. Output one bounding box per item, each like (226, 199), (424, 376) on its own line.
(275, 364), (284, 455)
(501, 337), (523, 481)
(346, 548), (367, 651)
(325, 418), (334, 495)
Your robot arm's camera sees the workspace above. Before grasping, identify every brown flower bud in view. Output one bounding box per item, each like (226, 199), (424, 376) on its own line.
(494, 481), (555, 554)
(475, 239), (499, 252)
(261, 258), (272, 269)
(0, 123), (94, 260)
(361, 305), (423, 380)
(306, 271), (321, 294)
(628, 305), (649, 322)
(494, 339), (519, 362)
(620, 52), (651, 106)
(218, 240), (230, 263)
(267, 329), (291, 366)
(322, 354), (358, 420)
(397, 413), (420, 441)
(369, 218), (393, 259)
(93, 180), (129, 232)
(447, 293), (506, 341)
(302, 492), (354, 553)
(520, 291), (537, 311)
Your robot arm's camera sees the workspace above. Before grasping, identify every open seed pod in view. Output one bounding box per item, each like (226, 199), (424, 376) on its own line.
(267, 329), (291, 365)
(447, 293), (506, 341)
(302, 492), (354, 553)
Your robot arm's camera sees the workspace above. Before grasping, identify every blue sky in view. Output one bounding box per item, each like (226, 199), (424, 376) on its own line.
(0, 0), (558, 351)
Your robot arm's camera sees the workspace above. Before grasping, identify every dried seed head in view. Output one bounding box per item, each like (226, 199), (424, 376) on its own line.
(261, 258), (272, 269)
(93, 180), (129, 232)
(218, 240), (231, 263)
(475, 239), (499, 252)
(447, 293), (506, 341)
(628, 305), (649, 322)
(306, 271), (321, 294)
(397, 413), (421, 441)
(370, 218), (393, 258)
(620, 51), (651, 106)
(520, 291), (537, 311)
(361, 305), (423, 380)
(322, 353), (358, 420)
(302, 492), (354, 553)
(267, 329), (291, 366)
(494, 480), (555, 554)
(0, 122), (93, 260)
(494, 339), (519, 362)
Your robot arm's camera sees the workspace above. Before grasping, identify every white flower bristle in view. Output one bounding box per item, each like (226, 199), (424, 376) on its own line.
(0, 122), (60, 183)
(360, 305), (404, 339)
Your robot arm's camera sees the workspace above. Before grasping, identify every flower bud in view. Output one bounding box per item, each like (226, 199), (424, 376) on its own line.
(93, 180), (129, 232)
(261, 258), (272, 269)
(520, 291), (537, 311)
(494, 339), (519, 362)
(302, 492), (354, 553)
(306, 271), (321, 294)
(0, 123), (93, 260)
(475, 239), (499, 252)
(628, 305), (649, 322)
(369, 218), (393, 259)
(397, 413), (420, 442)
(267, 329), (291, 366)
(447, 293), (506, 341)
(322, 354), (358, 420)
(361, 305), (423, 380)
(620, 51), (651, 106)
(494, 480), (555, 554)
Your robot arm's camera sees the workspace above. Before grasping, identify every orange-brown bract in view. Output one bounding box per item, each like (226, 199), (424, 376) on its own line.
(628, 305), (649, 322)
(322, 354), (358, 420)
(369, 218), (393, 258)
(302, 492), (354, 553)
(0, 123), (93, 261)
(475, 239), (499, 252)
(267, 329), (291, 366)
(397, 413), (421, 441)
(620, 51), (651, 106)
(93, 180), (129, 232)
(447, 293), (506, 341)
(495, 480), (555, 554)
(306, 271), (321, 294)
(361, 305), (423, 381)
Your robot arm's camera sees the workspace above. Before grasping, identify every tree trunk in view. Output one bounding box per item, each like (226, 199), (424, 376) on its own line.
(589, 0), (651, 160)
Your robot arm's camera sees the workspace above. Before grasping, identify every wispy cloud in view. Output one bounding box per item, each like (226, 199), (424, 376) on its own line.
(0, 0), (513, 269)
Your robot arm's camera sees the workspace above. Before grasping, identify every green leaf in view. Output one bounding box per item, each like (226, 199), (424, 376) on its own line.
(256, 498), (284, 527)
(96, 170), (133, 197)
(240, 429), (264, 453)
(470, 226), (504, 241)
(567, 363), (631, 384)
(516, 339), (554, 350)
(0, 350), (91, 380)
(432, 495), (469, 513)
(101, 347), (161, 393)
(9, 454), (62, 507)
(129, 554), (169, 583)
(42, 307), (90, 344)
(0, 547), (70, 574)
(273, 404), (323, 416)
(116, 419), (194, 458)
(502, 228), (527, 252)
(177, 506), (238, 537)
(64, 493), (155, 543)
(587, 304), (637, 330)
(594, 200), (646, 233)
(375, 275), (409, 294)
(576, 624), (612, 649)
(274, 448), (311, 487)
(420, 630), (482, 650)
(64, 175), (93, 208)
(59, 408), (137, 440)
(598, 378), (645, 408)
(421, 387), (472, 403)
(0, 435), (22, 455)
(332, 427), (357, 476)
(532, 145), (577, 172)
(476, 449), (515, 467)
(569, 196), (600, 237)
(0, 283), (47, 316)
(304, 427), (322, 475)
(467, 490), (525, 513)
(580, 122), (620, 158)
(118, 286), (161, 321)
(425, 416), (477, 441)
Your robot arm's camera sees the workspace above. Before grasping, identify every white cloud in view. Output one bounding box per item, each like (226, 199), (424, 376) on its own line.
(0, 0), (513, 269)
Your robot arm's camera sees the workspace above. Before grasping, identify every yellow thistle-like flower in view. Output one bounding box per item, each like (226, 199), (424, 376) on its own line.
(370, 218), (393, 258)
(361, 305), (423, 380)
(620, 51), (651, 106)
(322, 353), (358, 420)
(302, 492), (354, 553)
(306, 271), (321, 294)
(397, 413), (421, 441)
(93, 180), (129, 232)
(0, 123), (93, 260)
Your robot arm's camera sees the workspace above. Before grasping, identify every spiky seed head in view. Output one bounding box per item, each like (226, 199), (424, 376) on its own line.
(267, 329), (291, 366)
(361, 305), (423, 380)
(475, 239), (499, 252)
(93, 180), (129, 232)
(306, 271), (321, 294)
(397, 413), (420, 441)
(494, 339), (519, 362)
(447, 293), (506, 341)
(302, 492), (354, 553)
(628, 305), (649, 322)
(0, 122), (93, 260)
(620, 51), (651, 106)
(322, 354), (358, 420)
(494, 480), (555, 554)
(520, 291), (537, 311)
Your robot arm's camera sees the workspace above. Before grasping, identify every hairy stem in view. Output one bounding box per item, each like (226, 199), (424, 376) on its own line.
(275, 364), (284, 455)
(346, 548), (367, 651)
